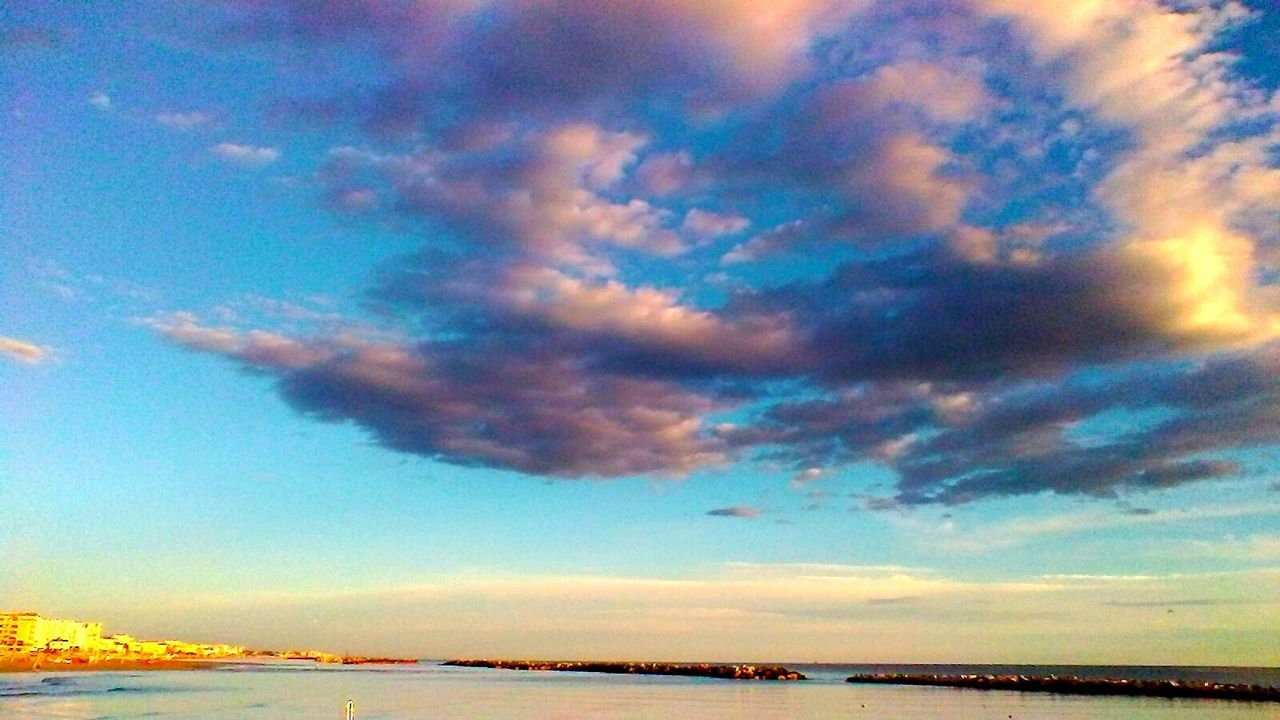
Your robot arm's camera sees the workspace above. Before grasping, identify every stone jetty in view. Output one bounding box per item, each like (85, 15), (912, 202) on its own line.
(339, 656), (418, 665)
(845, 673), (1280, 702)
(445, 659), (805, 680)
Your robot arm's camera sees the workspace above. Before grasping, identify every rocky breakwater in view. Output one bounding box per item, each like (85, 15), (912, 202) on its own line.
(255, 650), (417, 665)
(340, 656), (418, 665)
(445, 659), (805, 680)
(846, 673), (1280, 702)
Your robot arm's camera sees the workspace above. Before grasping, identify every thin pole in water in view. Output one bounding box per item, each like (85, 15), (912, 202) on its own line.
(345, 699), (355, 720)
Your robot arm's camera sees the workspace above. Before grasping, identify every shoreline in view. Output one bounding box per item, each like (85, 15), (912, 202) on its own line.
(0, 654), (419, 674)
(0, 656), (227, 673)
(846, 673), (1280, 702)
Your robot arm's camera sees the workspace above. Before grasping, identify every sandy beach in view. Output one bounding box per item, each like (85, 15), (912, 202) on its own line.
(0, 655), (226, 673)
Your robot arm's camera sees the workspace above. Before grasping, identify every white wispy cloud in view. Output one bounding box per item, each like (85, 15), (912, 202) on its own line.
(56, 563), (1280, 664)
(896, 502), (1280, 553)
(156, 110), (210, 129)
(212, 142), (280, 166)
(1179, 534), (1280, 562)
(720, 562), (934, 579)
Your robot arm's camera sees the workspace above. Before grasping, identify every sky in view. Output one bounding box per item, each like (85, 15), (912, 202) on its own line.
(2, 0), (1279, 665)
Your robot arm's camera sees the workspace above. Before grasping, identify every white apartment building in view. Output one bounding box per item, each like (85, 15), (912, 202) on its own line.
(0, 612), (103, 651)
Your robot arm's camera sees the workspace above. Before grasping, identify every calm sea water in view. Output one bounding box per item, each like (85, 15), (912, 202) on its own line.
(2, 662), (1278, 719)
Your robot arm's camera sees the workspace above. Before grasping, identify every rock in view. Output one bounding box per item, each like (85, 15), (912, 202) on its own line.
(444, 659), (805, 681)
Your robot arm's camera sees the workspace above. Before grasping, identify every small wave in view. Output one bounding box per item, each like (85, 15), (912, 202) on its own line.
(0, 684), (175, 698)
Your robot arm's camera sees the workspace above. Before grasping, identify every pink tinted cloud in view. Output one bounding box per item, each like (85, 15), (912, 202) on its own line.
(683, 209), (750, 238)
(0, 336), (50, 365)
(636, 151), (694, 195)
(226, 0), (870, 130)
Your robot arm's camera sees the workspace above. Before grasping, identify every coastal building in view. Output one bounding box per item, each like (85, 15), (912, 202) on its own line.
(163, 640), (244, 657)
(100, 633), (139, 654)
(0, 612), (103, 651)
(2, 611), (246, 659)
(167, 640), (201, 656)
(138, 641), (169, 657)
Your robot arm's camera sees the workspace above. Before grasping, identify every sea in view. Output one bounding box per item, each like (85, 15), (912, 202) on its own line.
(2, 662), (1278, 719)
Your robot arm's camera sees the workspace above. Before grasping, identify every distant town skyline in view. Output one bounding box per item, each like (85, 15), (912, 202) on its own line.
(1, 610), (244, 660)
(3, 1), (1279, 664)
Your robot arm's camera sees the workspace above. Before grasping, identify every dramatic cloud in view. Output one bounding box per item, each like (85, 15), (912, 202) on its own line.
(149, 1), (1280, 503)
(0, 336), (49, 365)
(229, 0), (871, 131)
(752, 239), (1275, 382)
(733, 346), (1280, 505)
(735, 59), (987, 242)
(212, 142), (280, 166)
(146, 313), (728, 477)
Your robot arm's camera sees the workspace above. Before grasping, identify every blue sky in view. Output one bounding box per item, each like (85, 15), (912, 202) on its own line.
(2, 1), (1280, 663)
